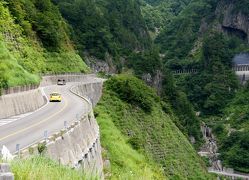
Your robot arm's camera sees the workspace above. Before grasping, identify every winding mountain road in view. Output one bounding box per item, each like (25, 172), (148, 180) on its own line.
(0, 82), (90, 154)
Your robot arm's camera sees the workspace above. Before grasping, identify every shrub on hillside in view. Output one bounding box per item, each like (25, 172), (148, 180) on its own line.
(220, 131), (249, 173)
(105, 75), (159, 112)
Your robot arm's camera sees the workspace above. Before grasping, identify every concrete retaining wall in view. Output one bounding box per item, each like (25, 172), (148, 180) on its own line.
(70, 80), (103, 107)
(45, 112), (103, 177)
(0, 89), (45, 119)
(0, 164), (14, 180)
(1, 84), (39, 96)
(18, 80), (104, 179)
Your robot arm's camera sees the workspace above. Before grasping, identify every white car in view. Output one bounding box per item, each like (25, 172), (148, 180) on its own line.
(57, 79), (66, 85)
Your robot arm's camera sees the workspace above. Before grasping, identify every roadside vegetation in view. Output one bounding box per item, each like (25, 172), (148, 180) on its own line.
(11, 156), (88, 180)
(209, 83), (249, 173)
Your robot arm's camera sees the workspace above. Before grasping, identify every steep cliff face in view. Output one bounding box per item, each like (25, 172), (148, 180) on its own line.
(142, 70), (163, 95)
(216, 1), (249, 42)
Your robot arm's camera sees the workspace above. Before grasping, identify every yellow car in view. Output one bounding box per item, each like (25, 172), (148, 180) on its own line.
(49, 92), (62, 102)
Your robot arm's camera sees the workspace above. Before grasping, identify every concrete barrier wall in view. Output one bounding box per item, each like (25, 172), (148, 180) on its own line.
(0, 74), (97, 119)
(1, 84), (39, 96)
(70, 80), (103, 107)
(0, 89), (46, 119)
(40, 74), (96, 87)
(0, 163), (14, 180)
(235, 71), (249, 84)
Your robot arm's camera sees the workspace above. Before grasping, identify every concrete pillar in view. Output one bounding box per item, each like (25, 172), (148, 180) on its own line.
(0, 164), (14, 180)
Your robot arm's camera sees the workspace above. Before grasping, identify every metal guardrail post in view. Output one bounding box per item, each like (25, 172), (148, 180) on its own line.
(44, 130), (48, 142)
(16, 144), (20, 158)
(64, 121), (68, 129)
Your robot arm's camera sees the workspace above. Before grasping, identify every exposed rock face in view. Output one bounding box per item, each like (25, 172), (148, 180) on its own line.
(84, 53), (116, 74)
(142, 70), (163, 95)
(200, 123), (222, 171)
(216, 1), (249, 42)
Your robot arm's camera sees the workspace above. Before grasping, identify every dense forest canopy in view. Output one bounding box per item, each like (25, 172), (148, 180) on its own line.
(55, 0), (151, 59)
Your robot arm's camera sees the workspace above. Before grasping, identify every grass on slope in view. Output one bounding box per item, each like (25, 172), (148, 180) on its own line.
(95, 98), (164, 179)
(44, 52), (89, 73)
(0, 40), (40, 87)
(11, 156), (90, 180)
(95, 75), (214, 179)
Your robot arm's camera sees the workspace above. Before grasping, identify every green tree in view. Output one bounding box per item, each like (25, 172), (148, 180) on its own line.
(220, 131), (249, 173)
(186, 32), (239, 114)
(161, 69), (201, 142)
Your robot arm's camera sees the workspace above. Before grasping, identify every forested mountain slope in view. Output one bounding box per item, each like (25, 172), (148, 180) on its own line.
(55, 0), (151, 58)
(0, 0), (162, 88)
(141, 0), (191, 33)
(54, 0), (164, 77)
(145, 0), (249, 173)
(0, 0), (89, 88)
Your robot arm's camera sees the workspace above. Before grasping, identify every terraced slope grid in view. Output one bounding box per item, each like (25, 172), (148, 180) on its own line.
(95, 75), (214, 179)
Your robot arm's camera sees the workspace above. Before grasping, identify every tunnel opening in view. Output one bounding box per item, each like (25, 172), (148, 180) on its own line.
(222, 26), (248, 41)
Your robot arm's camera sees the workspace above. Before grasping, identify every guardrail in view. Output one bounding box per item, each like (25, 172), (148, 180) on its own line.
(172, 69), (198, 75)
(40, 72), (90, 77)
(233, 65), (249, 71)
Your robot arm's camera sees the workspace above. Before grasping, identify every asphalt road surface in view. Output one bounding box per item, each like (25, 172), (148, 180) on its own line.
(0, 83), (89, 153)
(209, 170), (249, 179)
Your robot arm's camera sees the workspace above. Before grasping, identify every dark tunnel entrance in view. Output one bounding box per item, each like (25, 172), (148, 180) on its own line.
(222, 26), (248, 41)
